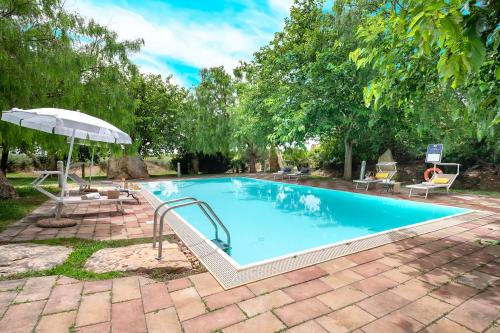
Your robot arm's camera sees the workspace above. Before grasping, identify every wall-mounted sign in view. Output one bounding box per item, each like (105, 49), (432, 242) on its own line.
(425, 144), (443, 163)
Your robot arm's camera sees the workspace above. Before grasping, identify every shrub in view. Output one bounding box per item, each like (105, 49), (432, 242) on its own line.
(6, 153), (34, 172)
(172, 152), (231, 174)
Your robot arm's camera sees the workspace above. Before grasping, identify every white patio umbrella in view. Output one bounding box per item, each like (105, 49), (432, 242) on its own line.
(1, 107), (132, 199)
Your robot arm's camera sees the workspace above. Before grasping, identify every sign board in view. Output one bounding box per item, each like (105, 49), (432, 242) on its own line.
(425, 144), (443, 163)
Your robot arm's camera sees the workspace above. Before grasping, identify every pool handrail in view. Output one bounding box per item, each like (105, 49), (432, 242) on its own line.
(155, 198), (231, 260)
(153, 197), (204, 249)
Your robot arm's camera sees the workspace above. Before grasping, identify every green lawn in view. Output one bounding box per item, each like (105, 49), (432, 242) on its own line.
(0, 175), (59, 232)
(450, 188), (500, 198)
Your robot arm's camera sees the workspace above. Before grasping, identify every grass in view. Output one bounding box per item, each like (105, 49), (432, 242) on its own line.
(450, 188), (500, 198)
(0, 176), (59, 232)
(1, 236), (205, 282)
(0, 237), (166, 281)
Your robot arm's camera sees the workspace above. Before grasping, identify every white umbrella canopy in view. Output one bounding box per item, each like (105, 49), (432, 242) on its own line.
(1, 107), (132, 200)
(1, 107), (131, 144)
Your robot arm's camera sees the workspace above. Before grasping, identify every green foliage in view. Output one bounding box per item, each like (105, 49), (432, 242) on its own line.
(283, 147), (308, 169)
(0, 0), (143, 162)
(349, 0), (499, 144)
(180, 67), (234, 155)
(132, 74), (189, 156)
(171, 152), (231, 174)
(5, 153), (33, 172)
(1, 0), (498, 180)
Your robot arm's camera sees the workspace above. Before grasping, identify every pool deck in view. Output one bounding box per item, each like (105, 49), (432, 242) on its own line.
(0, 174), (498, 332)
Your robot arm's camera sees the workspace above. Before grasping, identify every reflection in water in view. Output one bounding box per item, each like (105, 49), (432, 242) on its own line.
(232, 179), (334, 221)
(149, 178), (336, 224)
(300, 194), (321, 212)
(152, 181), (179, 197)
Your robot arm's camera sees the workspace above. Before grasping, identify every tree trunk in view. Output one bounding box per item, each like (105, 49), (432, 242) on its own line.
(191, 157), (200, 174)
(0, 170), (17, 199)
(1, 145), (9, 173)
(269, 146), (280, 172)
(81, 163), (85, 178)
(248, 152), (257, 173)
(343, 139), (353, 180)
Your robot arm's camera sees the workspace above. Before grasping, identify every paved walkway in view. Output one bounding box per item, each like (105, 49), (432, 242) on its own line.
(0, 196), (167, 242)
(0, 212), (498, 333)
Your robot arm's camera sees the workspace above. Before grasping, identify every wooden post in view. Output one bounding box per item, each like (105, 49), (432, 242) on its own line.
(57, 161), (64, 188)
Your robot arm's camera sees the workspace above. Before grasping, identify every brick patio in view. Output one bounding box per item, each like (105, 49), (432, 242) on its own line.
(0, 174), (498, 332)
(0, 214), (498, 332)
(0, 196), (167, 242)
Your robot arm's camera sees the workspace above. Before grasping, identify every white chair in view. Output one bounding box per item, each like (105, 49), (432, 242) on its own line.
(406, 164), (459, 199)
(32, 171), (135, 218)
(67, 173), (114, 192)
(353, 162), (398, 190)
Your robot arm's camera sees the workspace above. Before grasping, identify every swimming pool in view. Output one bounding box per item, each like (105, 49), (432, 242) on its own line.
(143, 177), (470, 287)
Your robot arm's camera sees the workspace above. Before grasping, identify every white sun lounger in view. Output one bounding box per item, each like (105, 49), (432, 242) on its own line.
(67, 173), (114, 192)
(32, 171), (135, 218)
(353, 162), (398, 190)
(406, 173), (458, 199)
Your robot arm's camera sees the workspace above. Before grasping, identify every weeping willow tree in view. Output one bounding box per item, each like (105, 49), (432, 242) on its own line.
(178, 67), (235, 173)
(0, 0), (143, 198)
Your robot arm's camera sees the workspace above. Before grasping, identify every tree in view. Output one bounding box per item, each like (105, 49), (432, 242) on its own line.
(131, 74), (189, 156)
(349, 0), (499, 144)
(179, 67), (234, 173)
(231, 63), (273, 173)
(0, 0), (143, 197)
(240, 0), (389, 179)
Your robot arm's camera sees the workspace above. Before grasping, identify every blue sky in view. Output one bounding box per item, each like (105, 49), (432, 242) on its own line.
(68, 0), (295, 87)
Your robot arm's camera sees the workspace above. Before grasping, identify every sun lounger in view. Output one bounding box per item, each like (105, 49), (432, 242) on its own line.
(273, 166), (292, 180)
(353, 162), (397, 190)
(32, 171), (135, 218)
(406, 173), (458, 199)
(289, 167), (310, 181)
(67, 173), (114, 192)
(406, 162), (460, 199)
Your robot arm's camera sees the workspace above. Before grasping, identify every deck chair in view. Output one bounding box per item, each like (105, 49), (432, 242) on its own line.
(32, 171), (135, 218)
(288, 167), (310, 181)
(353, 162), (398, 190)
(406, 173), (458, 199)
(67, 173), (114, 192)
(273, 166), (292, 180)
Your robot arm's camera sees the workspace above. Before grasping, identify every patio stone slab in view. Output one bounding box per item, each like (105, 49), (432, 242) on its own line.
(0, 243), (71, 276)
(84, 243), (191, 273)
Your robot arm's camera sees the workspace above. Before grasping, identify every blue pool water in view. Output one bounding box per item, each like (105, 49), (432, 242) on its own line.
(144, 177), (467, 266)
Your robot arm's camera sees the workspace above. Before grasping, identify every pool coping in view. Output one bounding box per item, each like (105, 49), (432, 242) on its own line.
(141, 178), (489, 289)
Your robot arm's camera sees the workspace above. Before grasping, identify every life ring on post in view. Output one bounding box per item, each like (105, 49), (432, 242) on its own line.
(424, 167), (442, 181)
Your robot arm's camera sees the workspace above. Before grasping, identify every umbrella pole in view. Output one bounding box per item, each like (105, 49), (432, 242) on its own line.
(90, 146), (94, 183)
(61, 129), (76, 199)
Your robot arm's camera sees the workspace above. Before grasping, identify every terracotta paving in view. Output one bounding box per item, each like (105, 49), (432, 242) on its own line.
(0, 174), (498, 332)
(0, 212), (497, 332)
(0, 194), (172, 242)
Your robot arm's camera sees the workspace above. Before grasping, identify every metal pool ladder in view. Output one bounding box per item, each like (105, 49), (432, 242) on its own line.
(152, 197), (231, 259)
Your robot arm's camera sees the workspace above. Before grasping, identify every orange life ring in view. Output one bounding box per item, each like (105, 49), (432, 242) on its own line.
(424, 167), (442, 181)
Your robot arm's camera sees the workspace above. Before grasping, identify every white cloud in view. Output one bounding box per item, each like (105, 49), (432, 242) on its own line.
(132, 53), (185, 86)
(269, 0), (294, 13)
(66, 0), (289, 85)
